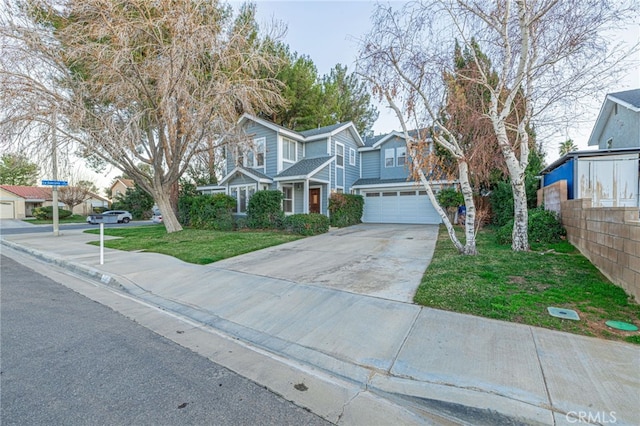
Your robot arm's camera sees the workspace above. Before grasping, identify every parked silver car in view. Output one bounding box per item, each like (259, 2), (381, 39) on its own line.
(86, 210), (133, 224)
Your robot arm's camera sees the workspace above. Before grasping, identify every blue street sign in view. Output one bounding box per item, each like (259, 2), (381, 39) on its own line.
(41, 180), (69, 186)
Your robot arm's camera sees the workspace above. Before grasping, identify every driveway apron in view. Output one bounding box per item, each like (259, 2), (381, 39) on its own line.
(213, 224), (438, 303)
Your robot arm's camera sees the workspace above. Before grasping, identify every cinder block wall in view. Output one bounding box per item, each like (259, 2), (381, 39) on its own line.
(561, 198), (640, 302)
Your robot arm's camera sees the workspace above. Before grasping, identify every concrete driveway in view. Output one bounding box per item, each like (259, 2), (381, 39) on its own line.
(213, 224), (439, 303)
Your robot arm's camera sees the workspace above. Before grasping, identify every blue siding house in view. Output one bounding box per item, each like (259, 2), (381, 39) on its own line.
(199, 114), (446, 224)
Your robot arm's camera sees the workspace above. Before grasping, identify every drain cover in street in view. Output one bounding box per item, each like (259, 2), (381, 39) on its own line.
(605, 320), (638, 331)
(547, 307), (580, 321)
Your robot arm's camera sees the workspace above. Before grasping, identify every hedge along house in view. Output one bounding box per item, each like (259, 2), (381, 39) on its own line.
(212, 114), (364, 216)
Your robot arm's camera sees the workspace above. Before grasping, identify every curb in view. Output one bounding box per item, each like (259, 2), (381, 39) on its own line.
(1, 238), (555, 425)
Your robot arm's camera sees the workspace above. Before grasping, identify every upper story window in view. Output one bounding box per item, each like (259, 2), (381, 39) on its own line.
(396, 147), (406, 167)
(385, 148), (395, 167)
(283, 138), (297, 162)
(349, 148), (356, 166)
(336, 143), (344, 168)
(251, 137), (265, 168)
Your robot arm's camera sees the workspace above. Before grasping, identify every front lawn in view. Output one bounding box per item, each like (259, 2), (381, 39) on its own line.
(415, 226), (640, 344)
(26, 214), (88, 224)
(85, 225), (303, 264)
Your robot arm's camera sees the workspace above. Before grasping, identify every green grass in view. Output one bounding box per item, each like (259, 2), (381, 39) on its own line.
(26, 214), (88, 224)
(415, 226), (640, 344)
(85, 225), (303, 264)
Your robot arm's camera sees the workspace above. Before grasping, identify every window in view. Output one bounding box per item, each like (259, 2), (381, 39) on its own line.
(282, 186), (293, 213)
(349, 148), (356, 166)
(254, 138), (265, 168)
(230, 185), (255, 213)
(336, 143), (344, 167)
(396, 147), (406, 167)
(366, 192), (380, 197)
(385, 148), (395, 167)
(236, 147), (245, 167)
(283, 138), (297, 162)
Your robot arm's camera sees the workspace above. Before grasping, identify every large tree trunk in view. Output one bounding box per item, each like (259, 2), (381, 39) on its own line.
(491, 116), (529, 251)
(151, 187), (183, 233)
(458, 160), (477, 255)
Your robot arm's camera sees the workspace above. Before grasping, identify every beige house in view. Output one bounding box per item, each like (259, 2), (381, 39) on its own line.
(110, 178), (134, 202)
(0, 186), (52, 219)
(0, 185), (109, 219)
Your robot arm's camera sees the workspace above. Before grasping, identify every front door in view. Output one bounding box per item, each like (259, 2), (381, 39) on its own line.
(309, 188), (321, 214)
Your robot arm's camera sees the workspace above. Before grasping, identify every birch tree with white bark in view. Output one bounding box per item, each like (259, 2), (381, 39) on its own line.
(359, 0), (638, 251)
(0, 0), (285, 232)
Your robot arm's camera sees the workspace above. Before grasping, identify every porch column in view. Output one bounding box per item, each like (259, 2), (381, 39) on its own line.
(303, 180), (309, 214)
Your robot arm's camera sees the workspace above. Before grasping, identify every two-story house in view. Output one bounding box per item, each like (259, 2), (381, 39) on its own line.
(202, 114), (445, 224)
(352, 132), (443, 224)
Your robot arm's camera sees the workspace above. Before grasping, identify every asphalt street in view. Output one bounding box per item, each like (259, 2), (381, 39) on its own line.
(0, 220), (153, 236)
(0, 255), (331, 426)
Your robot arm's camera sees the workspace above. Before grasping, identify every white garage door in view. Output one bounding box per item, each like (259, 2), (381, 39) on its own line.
(1, 201), (15, 219)
(362, 189), (441, 224)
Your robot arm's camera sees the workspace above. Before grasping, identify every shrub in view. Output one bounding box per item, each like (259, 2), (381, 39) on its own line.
(436, 187), (464, 209)
(284, 213), (330, 236)
(496, 207), (566, 245)
(112, 185), (154, 219)
(92, 206), (108, 214)
(528, 207), (566, 243)
(489, 181), (514, 227)
(328, 193), (363, 227)
(33, 206), (72, 220)
(178, 194), (236, 230)
(246, 190), (285, 229)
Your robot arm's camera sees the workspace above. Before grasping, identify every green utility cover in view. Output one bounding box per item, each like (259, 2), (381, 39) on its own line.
(605, 321), (638, 331)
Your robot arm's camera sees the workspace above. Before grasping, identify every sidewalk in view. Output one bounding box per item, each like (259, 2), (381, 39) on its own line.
(2, 229), (638, 425)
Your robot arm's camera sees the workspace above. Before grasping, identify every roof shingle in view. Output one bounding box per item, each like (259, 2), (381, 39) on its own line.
(0, 185), (52, 200)
(275, 156), (333, 178)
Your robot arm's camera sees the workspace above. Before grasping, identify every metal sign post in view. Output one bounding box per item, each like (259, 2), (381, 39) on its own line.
(42, 180), (68, 236)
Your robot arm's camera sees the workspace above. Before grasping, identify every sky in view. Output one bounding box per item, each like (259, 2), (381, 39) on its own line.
(85, 0), (640, 189)
(247, 0), (640, 163)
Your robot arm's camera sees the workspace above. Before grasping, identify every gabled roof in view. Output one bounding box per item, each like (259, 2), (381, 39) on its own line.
(239, 114), (364, 146)
(274, 156), (334, 180)
(587, 88), (640, 146)
(609, 89), (640, 110)
(219, 166), (274, 185)
(362, 131), (408, 150)
(110, 178), (134, 190)
(0, 185), (52, 200)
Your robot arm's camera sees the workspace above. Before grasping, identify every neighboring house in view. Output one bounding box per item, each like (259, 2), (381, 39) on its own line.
(540, 89), (640, 210)
(587, 88), (640, 149)
(110, 178), (134, 202)
(540, 148), (639, 210)
(0, 185), (110, 219)
(0, 185), (52, 219)
(200, 114), (446, 224)
(74, 192), (110, 216)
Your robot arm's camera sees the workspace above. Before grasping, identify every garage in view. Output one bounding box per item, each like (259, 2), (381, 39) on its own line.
(1, 201), (15, 219)
(361, 188), (441, 224)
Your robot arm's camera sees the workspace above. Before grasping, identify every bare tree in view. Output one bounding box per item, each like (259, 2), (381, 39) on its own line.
(0, 0), (285, 232)
(359, 0), (638, 251)
(359, 6), (479, 255)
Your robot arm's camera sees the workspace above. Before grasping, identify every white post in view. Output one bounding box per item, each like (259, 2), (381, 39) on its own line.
(100, 223), (104, 265)
(51, 110), (59, 236)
